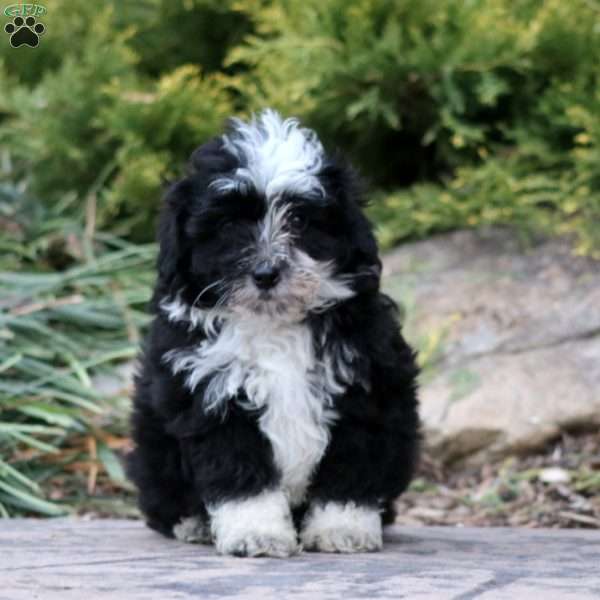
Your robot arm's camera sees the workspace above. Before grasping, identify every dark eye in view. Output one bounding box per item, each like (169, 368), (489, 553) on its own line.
(290, 213), (307, 232)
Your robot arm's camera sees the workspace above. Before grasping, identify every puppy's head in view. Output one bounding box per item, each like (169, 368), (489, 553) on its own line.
(157, 109), (381, 323)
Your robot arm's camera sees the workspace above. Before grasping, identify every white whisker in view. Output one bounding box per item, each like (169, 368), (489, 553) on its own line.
(192, 278), (225, 307)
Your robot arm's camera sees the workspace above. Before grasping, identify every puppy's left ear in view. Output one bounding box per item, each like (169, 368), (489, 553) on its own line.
(321, 159), (382, 293)
(349, 224), (382, 293)
(353, 256), (382, 293)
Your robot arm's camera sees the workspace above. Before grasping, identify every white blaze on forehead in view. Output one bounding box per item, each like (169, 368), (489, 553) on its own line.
(256, 200), (292, 262)
(211, 109), (325, 200)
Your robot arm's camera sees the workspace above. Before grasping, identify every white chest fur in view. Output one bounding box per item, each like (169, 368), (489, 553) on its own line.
(165, 314), (354, 506)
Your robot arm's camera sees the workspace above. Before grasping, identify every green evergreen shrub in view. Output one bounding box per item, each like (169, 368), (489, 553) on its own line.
(229, 0), (600, 253)
(0, 1), (237, 239)
(0, 0), (598, 250)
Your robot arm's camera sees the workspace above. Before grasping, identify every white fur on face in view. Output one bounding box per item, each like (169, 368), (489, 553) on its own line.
(208, 490), (299, 557)
(159, 294), (207, 331)
(160, 198), (354, 322)
(226, 192), (355, 320)
(229, 248), (355, 321)
(211, 109), (325, 201)
(256, 200), (291, 263)
(162, 304), (359, 506)
(300, 502), (383, 553)
(159, 248), (354, 324)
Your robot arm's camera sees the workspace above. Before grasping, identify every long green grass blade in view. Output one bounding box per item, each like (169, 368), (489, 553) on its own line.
(0, 423), (64, 435)
(0, 353), (22, 374)
(17, 405), (82, 430)
(7, 432), (60, 454)
(97, 442), (128, 484)
(0, 458), (41, 493)
(0, 481), (68, 516)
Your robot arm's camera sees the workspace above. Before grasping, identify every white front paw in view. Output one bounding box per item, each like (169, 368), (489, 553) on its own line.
(216, 530), (299, 558)
(301, 501), (383, 553)
(209, 490), (300, 558)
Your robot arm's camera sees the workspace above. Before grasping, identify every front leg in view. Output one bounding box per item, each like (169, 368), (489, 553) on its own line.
(301, 412), (418, 553)
(208, 489), (298, 557)
(179, 406), (299, 557)
(302, 334), (420, 553)
(301, 500), (383, 553)
(299, 415), (391, 554)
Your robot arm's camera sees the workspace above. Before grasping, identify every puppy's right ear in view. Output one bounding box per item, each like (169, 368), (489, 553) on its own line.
(156, 178), (193, 290)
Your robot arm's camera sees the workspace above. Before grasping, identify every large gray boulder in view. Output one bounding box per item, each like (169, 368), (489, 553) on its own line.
(383, 228), (600, 463)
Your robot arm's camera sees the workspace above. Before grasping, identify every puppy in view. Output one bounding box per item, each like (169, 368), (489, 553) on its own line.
(127, 110), (419, 557)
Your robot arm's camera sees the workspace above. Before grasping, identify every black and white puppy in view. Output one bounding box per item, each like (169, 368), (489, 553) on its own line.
(127, 110), (420, 557)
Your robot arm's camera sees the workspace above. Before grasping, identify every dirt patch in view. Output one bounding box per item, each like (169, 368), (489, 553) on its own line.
(395, 430), (600, 528)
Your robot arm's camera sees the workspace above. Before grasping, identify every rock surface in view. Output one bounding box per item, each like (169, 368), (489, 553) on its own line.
(2, 519), (599, 599)
(382, 228), (600, 463)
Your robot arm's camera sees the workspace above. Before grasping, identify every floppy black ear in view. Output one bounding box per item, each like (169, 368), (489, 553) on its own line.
(155, 178), (194, 293)
(321, 158), (382, 293)
(154, 138), (236, 303)
(350, 225), (382, 294)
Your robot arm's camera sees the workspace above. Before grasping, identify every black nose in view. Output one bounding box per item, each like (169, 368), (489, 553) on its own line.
(252, 261), (281, 290)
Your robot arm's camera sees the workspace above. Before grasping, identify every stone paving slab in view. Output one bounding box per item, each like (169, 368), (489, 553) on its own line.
(1, 520), (599, 599)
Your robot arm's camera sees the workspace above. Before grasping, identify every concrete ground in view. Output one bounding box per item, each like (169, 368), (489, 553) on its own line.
(1, 520), (599, 599)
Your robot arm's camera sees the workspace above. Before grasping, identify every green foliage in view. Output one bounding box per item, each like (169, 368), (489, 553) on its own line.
(0, 1), (235, 240)
(2, 0), (600, 251)
(117, 0), (251, 77)
(1, 5), (138, 207)
(97, 64), (233, 238)
(0, 185), (153, 515)
(229, 0), (600, 254)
